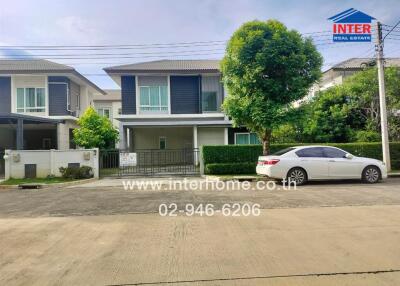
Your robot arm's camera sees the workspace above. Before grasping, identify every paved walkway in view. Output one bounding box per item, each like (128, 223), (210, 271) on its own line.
(1, 206), (400, 285)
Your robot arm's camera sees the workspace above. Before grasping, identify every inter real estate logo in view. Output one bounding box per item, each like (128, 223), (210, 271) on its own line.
(328, 8), (375, 42)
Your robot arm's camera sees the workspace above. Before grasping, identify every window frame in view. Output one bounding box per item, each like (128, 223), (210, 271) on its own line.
(16, 87), (46, 113)
(201, 91), (218, 112)
(234, 132), (260, 145)
(139, 85), (168, 113)
(97, 107), (112, 119)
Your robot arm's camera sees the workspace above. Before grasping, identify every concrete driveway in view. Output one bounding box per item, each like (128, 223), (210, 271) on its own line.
(0, 178), (400, 285)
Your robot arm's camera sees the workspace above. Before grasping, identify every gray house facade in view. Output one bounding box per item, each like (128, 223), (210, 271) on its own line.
(104, 60), (240, 152)
(0, 59), (105, 151)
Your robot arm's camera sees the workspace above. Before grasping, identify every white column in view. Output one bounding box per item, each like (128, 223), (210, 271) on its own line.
(193, 125), (198, 166)
(224, 127), (229, 145)
(119, 123), (126, 150)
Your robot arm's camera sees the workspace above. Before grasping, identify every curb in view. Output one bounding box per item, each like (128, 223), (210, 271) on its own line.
(388, 173), (400, 178)
(0, 178), (98, 190)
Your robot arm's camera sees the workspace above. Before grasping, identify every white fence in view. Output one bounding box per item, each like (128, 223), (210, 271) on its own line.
(3, 149), (99, 180)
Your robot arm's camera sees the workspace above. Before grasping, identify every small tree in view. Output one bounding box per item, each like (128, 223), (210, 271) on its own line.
(221, 20), (322, 154)
(73, 107), (119, 149)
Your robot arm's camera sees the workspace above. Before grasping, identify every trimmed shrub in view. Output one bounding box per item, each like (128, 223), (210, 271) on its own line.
(202, 142), (400, 174)
(59, 165), (93, 179)
(205, 162), (257, 175)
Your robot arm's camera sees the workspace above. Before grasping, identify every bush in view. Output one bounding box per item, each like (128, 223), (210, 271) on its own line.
(205, 162), (257, 175)
(355, 131), (381, 142)
(202, 142), (400, 174)
(59, 165), (93, 179)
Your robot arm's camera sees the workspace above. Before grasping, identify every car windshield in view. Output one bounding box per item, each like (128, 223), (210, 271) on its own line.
(272, 147), (296, 156)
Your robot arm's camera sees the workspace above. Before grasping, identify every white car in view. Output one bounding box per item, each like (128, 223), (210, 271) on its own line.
(256, 146), (387, 185)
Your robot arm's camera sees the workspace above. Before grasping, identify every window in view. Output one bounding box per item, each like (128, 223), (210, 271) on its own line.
(140, 86), (168, 112)
(323, 147), (347, 158)
(273, 147), (296, 156)
(16, 87), (45, 113)
(235, 133), (260, 145)
(295, 147), (324, 158)
(159, 137), (166, 150)
(97, 108), (111, 119)
(202, 92), (217, 112)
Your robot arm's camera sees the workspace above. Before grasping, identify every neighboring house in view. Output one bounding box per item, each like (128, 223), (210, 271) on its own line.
(306, 57), (400, 101)
(104, 60), (258, 151)
(0, 59), (105, 151)
(93, 89), (121, 129)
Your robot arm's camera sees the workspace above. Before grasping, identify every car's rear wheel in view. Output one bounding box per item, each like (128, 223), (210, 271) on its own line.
(287, 167), (308, 186)
(362, 166), (381, 184)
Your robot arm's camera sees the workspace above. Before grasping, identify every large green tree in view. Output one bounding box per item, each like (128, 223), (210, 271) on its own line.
(221, 20), (322, 154)
(73, 107), (119, 149)
(304, 67), (400, 142)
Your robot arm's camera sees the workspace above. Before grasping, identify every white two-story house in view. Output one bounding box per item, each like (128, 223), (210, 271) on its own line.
(104, 60), (245, 152)
(0, 59), (105, 151)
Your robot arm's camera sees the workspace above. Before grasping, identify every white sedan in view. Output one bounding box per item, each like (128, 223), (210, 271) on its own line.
(256, 146), (387, 185)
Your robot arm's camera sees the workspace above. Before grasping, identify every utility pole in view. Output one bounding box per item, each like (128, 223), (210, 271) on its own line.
(375, 21), (391, 171)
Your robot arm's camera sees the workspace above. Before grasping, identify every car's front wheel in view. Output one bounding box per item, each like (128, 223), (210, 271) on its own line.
(287, 167), (308, 186)
(362, 166), (381, 184)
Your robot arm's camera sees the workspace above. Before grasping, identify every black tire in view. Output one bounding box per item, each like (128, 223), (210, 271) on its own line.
(362, 166), (381, 184)
(287, 167), (308, 186)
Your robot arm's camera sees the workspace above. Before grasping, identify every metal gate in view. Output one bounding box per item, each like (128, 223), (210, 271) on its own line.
(0, 151), (4, 179)
(99, 149), (200, 177)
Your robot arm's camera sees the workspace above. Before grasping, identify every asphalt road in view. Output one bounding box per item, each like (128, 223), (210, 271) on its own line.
(0, 178), (399, 217)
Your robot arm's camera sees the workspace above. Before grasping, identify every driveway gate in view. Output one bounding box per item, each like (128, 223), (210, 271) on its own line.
(99, 149), (200, 177)
(0, 151), (4, 179)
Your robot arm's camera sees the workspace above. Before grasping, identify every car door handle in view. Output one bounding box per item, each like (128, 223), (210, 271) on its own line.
(329, 160), (336, 162)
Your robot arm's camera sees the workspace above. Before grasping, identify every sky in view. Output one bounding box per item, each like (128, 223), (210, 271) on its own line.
(0, 0), (399, 89)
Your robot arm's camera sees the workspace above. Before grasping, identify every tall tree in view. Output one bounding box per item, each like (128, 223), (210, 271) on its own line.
(221, 20), (322, 154)
(305, 67), (400, 142)
(73, 107), (119, 149)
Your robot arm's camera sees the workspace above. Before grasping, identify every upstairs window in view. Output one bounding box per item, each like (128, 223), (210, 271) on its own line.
(235, 133), (260, 145)
(16, 87), (45, 113)
(139, 86), (168, 112)
(202, 92), (218, 112)
(97, 108), (111, 119)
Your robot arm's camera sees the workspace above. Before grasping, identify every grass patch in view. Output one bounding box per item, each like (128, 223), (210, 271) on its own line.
(0, 177), (79, 185)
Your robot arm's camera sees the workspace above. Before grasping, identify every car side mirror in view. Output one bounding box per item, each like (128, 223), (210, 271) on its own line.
(345, 153), (354, 159)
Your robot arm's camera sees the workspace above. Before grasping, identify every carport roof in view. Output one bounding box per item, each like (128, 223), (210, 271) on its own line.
(0, 113), (63, 124)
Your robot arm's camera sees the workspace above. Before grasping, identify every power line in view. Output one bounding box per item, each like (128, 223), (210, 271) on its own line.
(383, 19), (400, 41)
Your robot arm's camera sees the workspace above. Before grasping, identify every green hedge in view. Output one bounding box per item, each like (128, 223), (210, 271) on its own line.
(205, 162), (257, 175)
(202, 142), (400, 175)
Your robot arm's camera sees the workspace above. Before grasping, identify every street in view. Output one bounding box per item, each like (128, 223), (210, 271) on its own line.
(0, 178), (400, 285)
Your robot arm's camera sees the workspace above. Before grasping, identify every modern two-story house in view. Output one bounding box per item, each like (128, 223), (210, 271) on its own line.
(0, 59), (105, 151)
(104, 60), (245, 152)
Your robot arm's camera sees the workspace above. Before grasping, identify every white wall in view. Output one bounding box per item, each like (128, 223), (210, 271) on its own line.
(4, 149), (99, 179)
(197, 127), (225, 147)
(57, 120), (79, 150)
(131, 127), (192, 151)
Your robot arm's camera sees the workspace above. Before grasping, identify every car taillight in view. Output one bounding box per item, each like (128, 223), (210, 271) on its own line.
(258, 159), (280, 165)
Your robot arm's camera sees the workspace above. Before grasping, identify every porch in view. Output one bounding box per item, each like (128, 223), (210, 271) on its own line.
(0, 113), (63, 151)
(120, 125), (228, 152)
